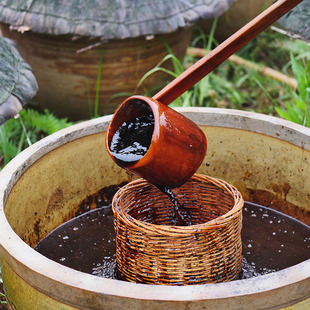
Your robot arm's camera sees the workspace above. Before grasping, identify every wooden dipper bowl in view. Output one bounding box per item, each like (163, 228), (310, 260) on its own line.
(106, 95), (206, 187)
(106, 0), (303, 188)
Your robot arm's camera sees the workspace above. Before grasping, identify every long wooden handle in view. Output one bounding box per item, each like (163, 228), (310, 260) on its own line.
(153, 0), (303, 105)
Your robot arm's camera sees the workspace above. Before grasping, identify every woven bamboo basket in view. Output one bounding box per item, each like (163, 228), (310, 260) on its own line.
(112, 174), (244, 285)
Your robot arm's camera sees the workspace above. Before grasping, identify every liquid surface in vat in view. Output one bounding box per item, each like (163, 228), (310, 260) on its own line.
(34, 202), (310, 280)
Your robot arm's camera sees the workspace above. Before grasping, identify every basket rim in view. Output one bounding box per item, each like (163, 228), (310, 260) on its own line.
(112, 174), (244, 236)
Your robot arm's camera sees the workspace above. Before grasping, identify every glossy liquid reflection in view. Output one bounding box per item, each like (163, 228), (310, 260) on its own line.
(35, 202), (310, 281)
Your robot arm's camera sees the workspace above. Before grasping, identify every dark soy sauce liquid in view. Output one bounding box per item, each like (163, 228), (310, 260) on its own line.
(156, 185), (192, 226)
(109, 112), (192, 225)
(109, 114), (154, 165)
(239, 203), (310, 278)
(35, 202), (310, 280)
(35, 205), (117, 278)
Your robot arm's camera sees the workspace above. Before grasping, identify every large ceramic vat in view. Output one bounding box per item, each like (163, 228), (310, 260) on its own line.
(0, 108), (309, 309)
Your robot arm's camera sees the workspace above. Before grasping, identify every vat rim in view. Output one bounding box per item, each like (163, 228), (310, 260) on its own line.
(0, 108), (309, 306)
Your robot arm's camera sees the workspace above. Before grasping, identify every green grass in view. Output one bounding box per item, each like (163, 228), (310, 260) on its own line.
(0, 267), (6, 309)
(86, 48), (104, 119)
(137, 20), (219, 108)
(275, 54), (310, 126)
(137, 25), (309, 120)
(0, 109), (73, 168)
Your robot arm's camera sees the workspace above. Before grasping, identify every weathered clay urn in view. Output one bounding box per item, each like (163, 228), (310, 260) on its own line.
(0, 0), (233, 120)
(199, 0), (274, 41)
(0, 108), (309, 309)
(0, 36), (37, 124)
(278, 0), (310, 42)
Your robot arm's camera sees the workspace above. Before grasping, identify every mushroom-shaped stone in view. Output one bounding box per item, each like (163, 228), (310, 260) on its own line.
(278, 0), (310, 42)
(0, 37), (38, 125)
(0, 0), (235, 39)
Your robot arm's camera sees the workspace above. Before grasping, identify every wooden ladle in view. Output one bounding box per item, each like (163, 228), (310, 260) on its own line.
(106, 0), (303, 188)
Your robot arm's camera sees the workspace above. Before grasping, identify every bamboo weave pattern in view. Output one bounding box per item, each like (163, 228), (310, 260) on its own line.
(112, 174), (244, 285)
